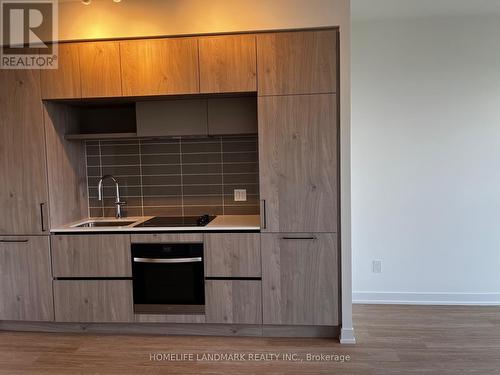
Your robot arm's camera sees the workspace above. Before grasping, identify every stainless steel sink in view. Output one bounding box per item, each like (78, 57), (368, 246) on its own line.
(73, 220), (136, 228)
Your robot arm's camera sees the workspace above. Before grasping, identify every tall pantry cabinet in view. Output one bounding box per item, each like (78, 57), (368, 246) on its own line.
(257, 30), (340, 326)
(0, 68), (54, 321)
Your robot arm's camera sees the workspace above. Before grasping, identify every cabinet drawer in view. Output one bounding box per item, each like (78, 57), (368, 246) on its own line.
(205, 280), (262, 324)
(262, 233), (339, 326)
(51, 235), (131, 277)
(0, 236), (54, 321)
(54, 280), (133, 323)
(204, 233), (261, 277)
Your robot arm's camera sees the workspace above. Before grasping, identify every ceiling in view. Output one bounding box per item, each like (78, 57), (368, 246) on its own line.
(352, 0), (500, 20)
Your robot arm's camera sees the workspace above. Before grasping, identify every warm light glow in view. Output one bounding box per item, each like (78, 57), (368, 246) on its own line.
(81, 0), (91, 4)
(113, 0), (122, 2)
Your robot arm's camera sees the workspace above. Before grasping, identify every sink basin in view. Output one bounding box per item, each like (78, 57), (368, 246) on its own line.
(73, 220), (136, 228)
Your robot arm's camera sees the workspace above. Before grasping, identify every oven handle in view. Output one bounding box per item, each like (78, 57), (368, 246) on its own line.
(133, 257), (202, 264)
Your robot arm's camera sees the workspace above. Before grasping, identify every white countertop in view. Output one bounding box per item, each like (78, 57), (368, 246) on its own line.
(50, 215), (261, 233)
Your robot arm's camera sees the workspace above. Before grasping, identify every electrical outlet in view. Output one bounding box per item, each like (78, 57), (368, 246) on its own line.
(234, 189), (247, 202)
(372, 260), (382, 274)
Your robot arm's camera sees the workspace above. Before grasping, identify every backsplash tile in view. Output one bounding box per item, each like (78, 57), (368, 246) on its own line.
(86, 136), (260, 218)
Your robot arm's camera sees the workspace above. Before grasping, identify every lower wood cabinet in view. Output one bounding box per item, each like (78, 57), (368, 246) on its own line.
(51, 235), (131, 277)
(204, 233), (261, 277)
(261, 233), (339, 326)
(0, 236), (54, 321)
(205, 280), (262, 324)
(54, 280), (134, 323)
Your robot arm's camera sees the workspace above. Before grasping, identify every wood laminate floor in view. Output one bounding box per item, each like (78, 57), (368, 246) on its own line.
(1, 304), (499, 374)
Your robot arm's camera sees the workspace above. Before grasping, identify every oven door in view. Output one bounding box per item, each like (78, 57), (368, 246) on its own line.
(132, 243), (205, 314)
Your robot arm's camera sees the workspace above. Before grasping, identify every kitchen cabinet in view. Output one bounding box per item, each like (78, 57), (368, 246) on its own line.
(53, 280), (134, 323)
(205, 280), (262, 324)
(136, 99), (207, 137)
(204, 233), (261, 277)
(257, 30), (337, 95)
(199, 34), (257, 93)
(0, 237), (54, 321)
(207, 97), (258, 135)
(79, 41), (122, 98)
(51, 235), (131, 277)
(40, 43), (81, 99)
(258, 94), (338, 233)
(0, 69), (49, 235)
(261, 233), (339, 326)
(120, 37), (199, 96)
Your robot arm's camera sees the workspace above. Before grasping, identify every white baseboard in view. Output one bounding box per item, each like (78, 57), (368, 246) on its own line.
(340, 328), (356, 344)
(353, 292), (500, 306)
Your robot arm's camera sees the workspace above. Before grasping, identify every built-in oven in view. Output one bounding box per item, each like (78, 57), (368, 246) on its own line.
(131, 242), (205, 314)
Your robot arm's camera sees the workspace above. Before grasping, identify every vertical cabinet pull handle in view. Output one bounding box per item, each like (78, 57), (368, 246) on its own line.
(40, 203), (46, 232)
(260, 199), (267, 229)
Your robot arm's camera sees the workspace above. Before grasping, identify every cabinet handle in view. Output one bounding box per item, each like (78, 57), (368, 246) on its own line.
(40, 203), (46, 232)
(133, 257), (202, 264)
(0, 239), (29, 243)
(260, 199), (267, 229)
(281, 236), (317, 240)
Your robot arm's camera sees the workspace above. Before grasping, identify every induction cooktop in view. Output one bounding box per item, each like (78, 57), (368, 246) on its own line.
(135, 215), (215, 228)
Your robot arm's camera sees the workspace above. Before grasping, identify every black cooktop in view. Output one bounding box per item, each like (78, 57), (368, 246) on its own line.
(135, 215), (215, 228)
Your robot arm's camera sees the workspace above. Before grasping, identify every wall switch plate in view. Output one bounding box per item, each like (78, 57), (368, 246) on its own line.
(372, 260), (382, 274)
(234, 189), (247, 202)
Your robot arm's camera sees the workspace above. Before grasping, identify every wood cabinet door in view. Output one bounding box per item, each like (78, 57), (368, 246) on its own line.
(40, 43), (81, 99)
(199, 34), (257, 93)
(258, 94), (338, 233)
(120, 37), (199, 96)
(261, 233), (339, 326)
(257, 30), (337, 95)
(79, 41), (122, 98)
(204, 233), (261, 277)
(205, 280), (262, 324)
(51, 235), (131, 277)
(0, 236), (54, 321)
(54, 280), (133, 323)
(0, 69), (49, 235)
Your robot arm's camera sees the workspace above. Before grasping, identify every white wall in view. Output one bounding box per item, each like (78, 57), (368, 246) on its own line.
(58, 0), (339, 41)
(352, 15), (500, 304)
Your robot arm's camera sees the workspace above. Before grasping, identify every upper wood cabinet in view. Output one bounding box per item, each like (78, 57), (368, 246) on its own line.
(257, 30), (338, 95)
(199, 34), (257, 93)
(261, 233), (339, 326)
(0, 69), (49, 235)
(120, 37), (199, 96)
(79, 41), (122, 98)
(259, 94), (338, 233)
(0, 236), (54, 321)
(40, 43), (81, 99)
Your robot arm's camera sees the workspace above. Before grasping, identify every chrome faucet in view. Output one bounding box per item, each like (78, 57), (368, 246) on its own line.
(97, 175), (126, 218)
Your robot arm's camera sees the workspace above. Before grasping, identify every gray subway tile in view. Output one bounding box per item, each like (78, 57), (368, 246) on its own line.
(143, 207), (183, 216)
(141, 154), (180, 165)
(87, 136), (260, 216)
